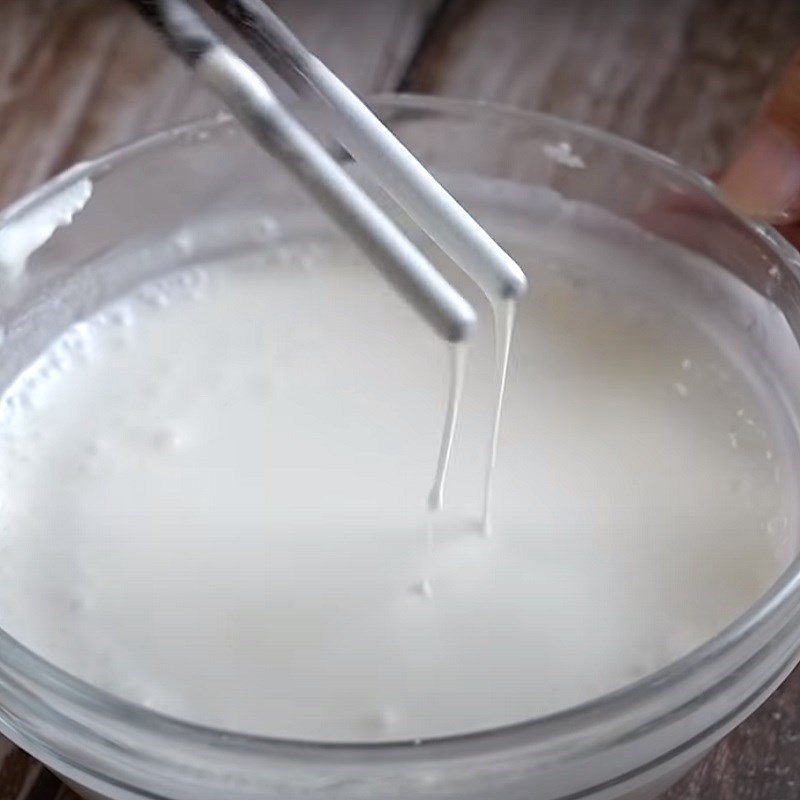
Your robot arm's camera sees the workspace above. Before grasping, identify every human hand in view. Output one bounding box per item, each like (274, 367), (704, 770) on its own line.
(720, 52), (800, 246)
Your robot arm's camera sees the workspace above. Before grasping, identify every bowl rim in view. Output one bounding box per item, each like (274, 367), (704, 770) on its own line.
(1, 92), (800, 769)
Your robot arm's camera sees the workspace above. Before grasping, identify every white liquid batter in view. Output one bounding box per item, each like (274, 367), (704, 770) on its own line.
(482, 299), (516, 536)
(427, 344), (467, 513)
(0, 220), (796, 742)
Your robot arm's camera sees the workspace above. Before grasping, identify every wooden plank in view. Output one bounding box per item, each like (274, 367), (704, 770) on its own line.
(0, 0), (441, 207)
(0, 745), (42, 800)
(663, 668), (800, 800)
(403, 0), (800, 172)
(53, 787), (81, 800)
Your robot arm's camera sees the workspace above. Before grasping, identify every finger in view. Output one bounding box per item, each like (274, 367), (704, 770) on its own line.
(720, 51), (800, 224)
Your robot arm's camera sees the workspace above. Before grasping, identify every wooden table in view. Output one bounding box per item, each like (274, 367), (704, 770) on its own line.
(1, 1), (799, 798)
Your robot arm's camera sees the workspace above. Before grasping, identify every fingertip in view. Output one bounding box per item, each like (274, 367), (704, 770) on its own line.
(720, 122), (800, 224)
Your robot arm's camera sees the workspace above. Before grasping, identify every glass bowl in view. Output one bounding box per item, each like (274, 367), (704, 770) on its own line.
(1, 96), (800, 800)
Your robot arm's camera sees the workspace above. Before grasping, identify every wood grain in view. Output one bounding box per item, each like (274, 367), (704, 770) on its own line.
(662, 672), (800, 799)
(0, 743), (42, 800)
(0, 0), (440, 207)
(403, 0), (800, 172)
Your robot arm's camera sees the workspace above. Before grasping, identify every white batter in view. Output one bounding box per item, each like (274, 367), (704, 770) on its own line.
(0, 222), (795, 742)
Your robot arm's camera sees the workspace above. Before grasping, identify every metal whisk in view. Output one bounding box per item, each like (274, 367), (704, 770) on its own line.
(130, 0), (528, 341)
